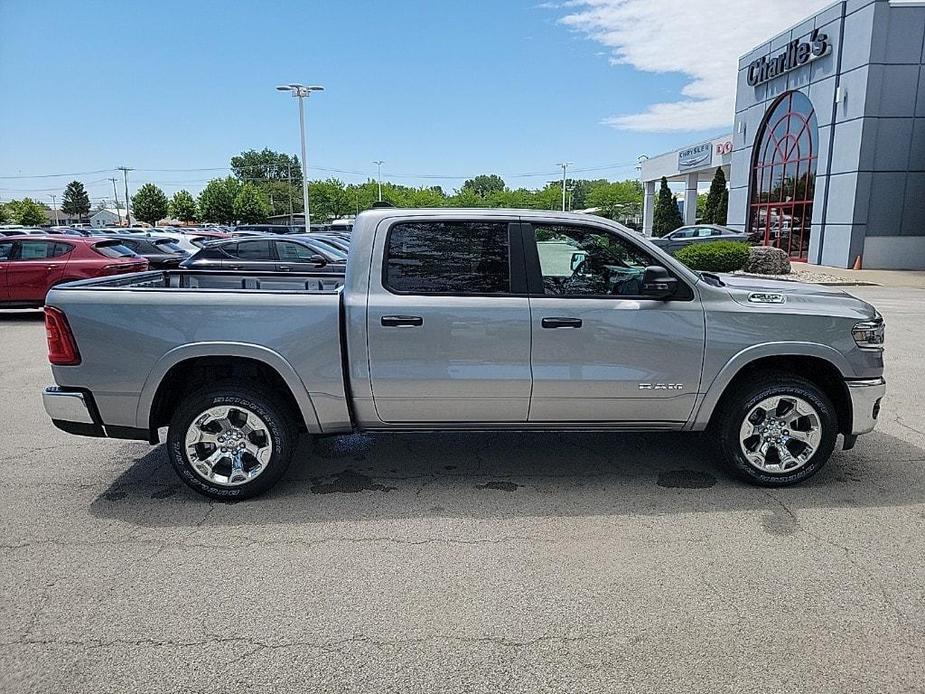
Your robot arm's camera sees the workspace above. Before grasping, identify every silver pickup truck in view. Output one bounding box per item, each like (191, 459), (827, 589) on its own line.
(42, 208), (886, 499)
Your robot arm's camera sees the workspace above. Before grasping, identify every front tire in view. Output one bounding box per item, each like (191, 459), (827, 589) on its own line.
(714, 373), (837, 486)
(167, 382), (296, 500)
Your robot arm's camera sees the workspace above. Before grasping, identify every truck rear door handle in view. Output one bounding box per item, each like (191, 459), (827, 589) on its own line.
(277, 264), (292, 272)
(541, 317), (582, 329)
(229, 264), (243, 270)
(381, 315), (423, 328)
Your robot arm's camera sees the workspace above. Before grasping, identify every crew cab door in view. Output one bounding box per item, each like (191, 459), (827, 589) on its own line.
(524, 222), (705, 424)
(366, 218), (531, 423)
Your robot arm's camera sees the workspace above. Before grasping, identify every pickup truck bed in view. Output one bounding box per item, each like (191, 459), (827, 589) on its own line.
(45, 269), (352, 440)
(65, 268), (345, 292)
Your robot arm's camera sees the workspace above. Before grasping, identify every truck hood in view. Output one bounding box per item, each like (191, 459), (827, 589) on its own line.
(714, 273), (878, 319)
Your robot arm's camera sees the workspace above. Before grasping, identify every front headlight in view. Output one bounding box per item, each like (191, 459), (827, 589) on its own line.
(852, 315), (885, 350)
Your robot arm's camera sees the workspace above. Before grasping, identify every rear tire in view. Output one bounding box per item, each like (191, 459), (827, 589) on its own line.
(166, 382), (296, 500)
(713, 372), (837, 486)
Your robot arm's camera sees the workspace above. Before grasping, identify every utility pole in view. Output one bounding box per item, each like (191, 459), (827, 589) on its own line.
(108, 177), (122, 225)
(49, 194), (59, 224)
(117, 166), (133, 226)
(373, 160), (384, 202)
(557, 162), (573, 212)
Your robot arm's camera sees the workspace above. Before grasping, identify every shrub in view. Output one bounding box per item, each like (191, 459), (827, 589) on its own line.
(674, 241), (750, 273)
(743, 246), (790, 275)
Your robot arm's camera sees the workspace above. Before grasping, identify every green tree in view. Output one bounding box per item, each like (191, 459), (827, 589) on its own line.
(198, 177), (241, 224)
(461, 174), (505, 198)
(7, 198), (48, 226)
(61, 180), (90, 223)
(652, 177), (682, 237)
(0, 202), (8, 225)
(231, 148), (302, 183)
(716, 188), (728, 226)
(587, 180), (643, 221)
(169, 190), (198, 223)
(308, 178), (351, 222)
(702, 167), (728, 224)
(131, 183), (169, 225)
(232, 184), (270, 224)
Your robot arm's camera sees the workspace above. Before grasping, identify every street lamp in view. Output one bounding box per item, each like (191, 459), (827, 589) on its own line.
(276, 83), (324, 233)
(49, 194), (59, 224)
(373, 160), (384, 202)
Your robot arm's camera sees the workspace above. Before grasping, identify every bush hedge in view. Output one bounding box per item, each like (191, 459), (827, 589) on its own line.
(674, 241), (751, 273)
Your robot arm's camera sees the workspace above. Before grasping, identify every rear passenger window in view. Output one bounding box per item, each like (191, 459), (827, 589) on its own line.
(0, 242), (12, 260)
(52, 242), (73, 257)
(385, 221), (510, 294)
(19, 241), (54, 259)
(235, 240), (271, 260)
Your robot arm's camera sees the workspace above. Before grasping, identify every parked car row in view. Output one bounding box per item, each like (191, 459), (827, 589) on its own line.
(0, 222), (353, 308)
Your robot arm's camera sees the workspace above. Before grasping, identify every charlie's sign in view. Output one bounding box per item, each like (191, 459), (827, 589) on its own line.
(746, 28), (830, 87)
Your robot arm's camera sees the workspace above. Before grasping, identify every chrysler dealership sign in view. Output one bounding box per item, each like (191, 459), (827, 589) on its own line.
(747, 28), (830, 87)
(678, 142), (712, 171)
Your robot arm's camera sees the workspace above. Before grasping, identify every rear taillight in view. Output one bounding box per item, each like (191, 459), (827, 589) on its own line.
(45, 307), (81, 366)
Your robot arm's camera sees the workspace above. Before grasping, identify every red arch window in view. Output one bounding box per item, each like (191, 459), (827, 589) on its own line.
(748, 91), (818, 260)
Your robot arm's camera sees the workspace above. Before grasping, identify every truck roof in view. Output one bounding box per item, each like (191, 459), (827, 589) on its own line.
(352, 207), (636, 233)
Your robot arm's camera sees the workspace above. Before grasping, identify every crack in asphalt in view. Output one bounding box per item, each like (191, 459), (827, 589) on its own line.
(761, 490), (923, 645)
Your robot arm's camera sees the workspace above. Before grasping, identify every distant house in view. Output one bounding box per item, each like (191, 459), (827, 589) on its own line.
(89, 208), (122, 228)
(44, 208), (82, 226)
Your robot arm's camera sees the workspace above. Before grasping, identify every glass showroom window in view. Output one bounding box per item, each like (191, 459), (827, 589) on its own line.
(748, 91), (818, 260)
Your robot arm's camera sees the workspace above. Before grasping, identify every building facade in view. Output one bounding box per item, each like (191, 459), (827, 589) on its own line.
(728, 0), (925, 269)
(89, 208), (121, 228)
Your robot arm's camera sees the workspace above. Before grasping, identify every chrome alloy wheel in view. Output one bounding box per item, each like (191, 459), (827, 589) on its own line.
(739, 395), (822, 474)
(183, 405), (274, 486)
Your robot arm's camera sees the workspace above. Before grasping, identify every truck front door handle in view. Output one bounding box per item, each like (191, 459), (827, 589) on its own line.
(277, 264), (292, 272)
(381, 315), (423, 328)
(541, 317), (583, 329)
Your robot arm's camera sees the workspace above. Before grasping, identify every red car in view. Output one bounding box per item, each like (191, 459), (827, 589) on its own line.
(0, 235), (149, 308)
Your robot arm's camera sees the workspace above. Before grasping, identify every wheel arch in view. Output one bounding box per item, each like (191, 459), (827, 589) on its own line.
(692, 345), (853, 435)
(138, 343), (322, 439)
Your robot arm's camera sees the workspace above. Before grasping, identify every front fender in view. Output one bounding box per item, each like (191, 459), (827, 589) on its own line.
(688, 341), (853, 430)
(135, 341), (323, 434)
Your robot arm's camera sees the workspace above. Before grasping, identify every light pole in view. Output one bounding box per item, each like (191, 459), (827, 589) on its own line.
(373, 160), (384, 202)
(276, 83), (324, 233)
(557, 162), (573, 212)
(49, 194), (59, 224)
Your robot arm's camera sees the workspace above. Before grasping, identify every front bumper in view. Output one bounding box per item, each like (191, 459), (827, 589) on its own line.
(847, 377), (886, 435)
(42, 386), (104, 437)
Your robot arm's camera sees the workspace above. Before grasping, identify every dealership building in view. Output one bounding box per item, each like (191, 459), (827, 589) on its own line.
(642, 0), (925, 269)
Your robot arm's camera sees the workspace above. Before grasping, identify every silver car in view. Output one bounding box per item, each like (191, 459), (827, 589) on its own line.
(650, 224), (750, 254)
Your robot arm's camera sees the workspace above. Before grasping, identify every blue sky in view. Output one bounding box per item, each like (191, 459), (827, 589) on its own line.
(0, 0), (828, 205)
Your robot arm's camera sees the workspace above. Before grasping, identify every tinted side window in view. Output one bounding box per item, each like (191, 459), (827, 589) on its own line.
(385, 221), (510, 294)
(18, 241), (54, 260)
(53, 242), (74, 257)
(235, 240), (272, 260)
(0, 242), (12, 260)
(276, 241), (318, 261)
(534, 225), (655, 297)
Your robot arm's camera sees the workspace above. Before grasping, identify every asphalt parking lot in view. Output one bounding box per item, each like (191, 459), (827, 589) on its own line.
(2, 284), (924, 693)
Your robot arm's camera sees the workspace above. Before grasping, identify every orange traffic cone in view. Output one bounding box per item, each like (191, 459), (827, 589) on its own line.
(852, 255), (862, 271)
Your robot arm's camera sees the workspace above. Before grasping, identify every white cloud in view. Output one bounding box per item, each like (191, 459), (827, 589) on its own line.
(559, 0), (833, 132)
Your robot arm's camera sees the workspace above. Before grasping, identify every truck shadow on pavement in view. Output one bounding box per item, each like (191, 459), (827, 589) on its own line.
(89, 429), (925, 529)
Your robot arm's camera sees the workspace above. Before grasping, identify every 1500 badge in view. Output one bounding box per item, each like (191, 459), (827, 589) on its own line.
(639, 383), (684, 391)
